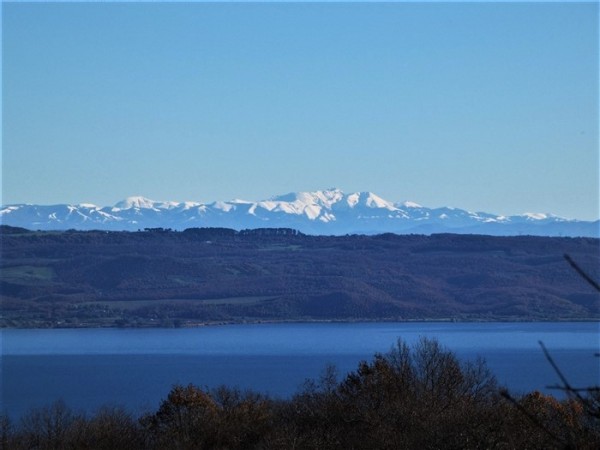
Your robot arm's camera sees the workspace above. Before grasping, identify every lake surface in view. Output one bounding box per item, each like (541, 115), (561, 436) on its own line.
(1, 322), (598, 419)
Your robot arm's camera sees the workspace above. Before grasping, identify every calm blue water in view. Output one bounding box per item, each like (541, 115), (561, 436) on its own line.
(1, 322), (598, 419)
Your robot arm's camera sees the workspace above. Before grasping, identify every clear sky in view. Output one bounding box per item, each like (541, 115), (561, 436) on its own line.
(2, 1), (598, 219)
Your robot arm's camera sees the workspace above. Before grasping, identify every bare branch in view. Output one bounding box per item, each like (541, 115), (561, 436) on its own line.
(500, 389), (568, 447)
(539, 341), (587, 404)
(563, 254), (600, 292)
(547, 385), (600, 393)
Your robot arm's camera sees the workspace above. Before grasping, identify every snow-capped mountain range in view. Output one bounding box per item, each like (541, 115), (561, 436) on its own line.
(1, 189), (598, 237)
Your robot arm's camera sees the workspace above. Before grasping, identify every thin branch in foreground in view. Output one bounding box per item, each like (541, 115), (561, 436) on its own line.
(547, 384), (600, 394)
(541, 341), (600, 419)
(563, 254), (600, 292)
(539, 341), (587, 404)
(500, 389), (569, 448)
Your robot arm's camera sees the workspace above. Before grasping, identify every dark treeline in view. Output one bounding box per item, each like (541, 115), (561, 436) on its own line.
(2, 338), (599, 449)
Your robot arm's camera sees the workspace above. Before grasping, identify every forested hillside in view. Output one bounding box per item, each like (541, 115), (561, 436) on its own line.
(1, 226), (598, 327)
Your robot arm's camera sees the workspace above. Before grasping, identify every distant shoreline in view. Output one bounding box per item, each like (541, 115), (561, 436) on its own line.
(2, 317), (599, 330)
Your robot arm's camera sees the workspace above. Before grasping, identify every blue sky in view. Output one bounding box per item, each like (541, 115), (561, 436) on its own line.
(2, 2), (598, 219)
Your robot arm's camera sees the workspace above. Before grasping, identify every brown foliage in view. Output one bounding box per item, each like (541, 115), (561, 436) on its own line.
(3, 339), (598, 449)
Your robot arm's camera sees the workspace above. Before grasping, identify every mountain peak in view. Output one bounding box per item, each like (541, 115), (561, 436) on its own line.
(346, 191), (397, 210)
(400, 201), (423, 208)
(113, 196), (157, 210)
(270, 188), (344, 207)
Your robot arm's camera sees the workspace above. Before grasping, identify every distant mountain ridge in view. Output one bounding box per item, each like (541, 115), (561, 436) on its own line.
(1, 188), (598, 237)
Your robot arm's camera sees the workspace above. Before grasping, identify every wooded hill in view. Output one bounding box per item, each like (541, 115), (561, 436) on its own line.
(1, 226), (598, 327)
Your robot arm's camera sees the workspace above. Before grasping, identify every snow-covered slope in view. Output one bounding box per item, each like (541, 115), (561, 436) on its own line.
(1, 189), (598, 237)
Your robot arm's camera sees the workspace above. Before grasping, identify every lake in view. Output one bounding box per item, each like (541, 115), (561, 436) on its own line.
(1, 322), (598, 419)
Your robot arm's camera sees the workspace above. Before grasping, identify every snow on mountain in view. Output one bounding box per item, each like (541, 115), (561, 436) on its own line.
(1, 189), (597, 237)
(111, 196), (185, 212)
(212, 201), (236, 212)
(113, 196), (158, 210)
(400, 201), (423, 208)
(346, 191), (398, 210)
(521, 212), (553, 221)
(256, 189), (346, 220)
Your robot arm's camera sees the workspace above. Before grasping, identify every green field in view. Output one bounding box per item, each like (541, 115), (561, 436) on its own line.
(1, 265), (55, 284)
(90, 296), (278, 310)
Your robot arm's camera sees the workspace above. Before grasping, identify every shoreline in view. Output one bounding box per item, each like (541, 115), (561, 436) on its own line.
(2, 316), (599, 330)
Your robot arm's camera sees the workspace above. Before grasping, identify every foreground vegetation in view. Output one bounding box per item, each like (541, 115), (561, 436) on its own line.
(2, 338), (598, 449)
